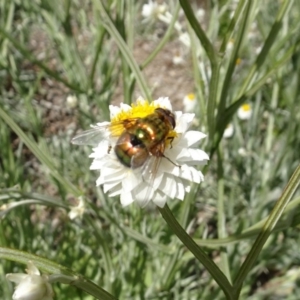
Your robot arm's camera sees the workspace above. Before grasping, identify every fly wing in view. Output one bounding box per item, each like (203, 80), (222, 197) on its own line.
(71, 118), (139, 146)
(71, 123), (111, 146)
(132, 144), (165, 207)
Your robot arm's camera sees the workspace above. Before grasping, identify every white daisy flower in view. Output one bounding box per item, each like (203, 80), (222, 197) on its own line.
(238, 147), (247, 157)
(68, 196), (85, 220)
(73, 97), (209, 208)
(142, 0), (167, 22)
(226, 38), (235, 51)
(6, 261), (54, 300)
(237, 103), (252, 120)
(183, 93), (197, 112)
(196, 8), (205, 19)
(66, 94), (78, 108)
(223, 123), (234, 138)
(172, 50), (185, 65)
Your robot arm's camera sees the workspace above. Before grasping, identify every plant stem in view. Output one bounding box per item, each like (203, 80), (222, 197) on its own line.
(233, 163), (300, 297)
(158, 204), (233, 299)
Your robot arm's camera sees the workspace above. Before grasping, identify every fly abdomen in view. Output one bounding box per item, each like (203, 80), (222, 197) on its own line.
(114, 132), (148, 168)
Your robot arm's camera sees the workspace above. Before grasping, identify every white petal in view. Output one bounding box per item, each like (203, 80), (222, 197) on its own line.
(103, 168), (125, 182)
(120, 192), (135, 206)
(27, 262), (40, 276)
(178, 148), (209, 163)
(152, 172), (165, 190)
(122, 171), (142, 192)
(158, 174), (177, 199)
(102, 180), (120, 193)
(175, 112), (194, 133)
(174, 147), (190, 160)
(136, 96), (145, 102)
(90, 158), (105, 170)
(132, 183), (154, 207)
(157, 158), (177, 175)
(174, 177), (186, 200)
(152, 190), (168, 207)
(182, 131), (207, 147)
(107, 183), (122, 196)
(179, 165), (204, 183)
(153, 97), (172, 111)
(109, 104), (122, 118)
(6, 274), (27, 284)
(185, 184), (191, 193)
(120, 103), (131, 111)
(95, 121), (110, 127)
(89, 141), (110, 159)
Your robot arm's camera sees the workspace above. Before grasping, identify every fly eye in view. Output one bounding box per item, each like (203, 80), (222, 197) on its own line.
(155, 108), (176, 129)
(165, 111), (176, 129)
(169, 115), (176, 129)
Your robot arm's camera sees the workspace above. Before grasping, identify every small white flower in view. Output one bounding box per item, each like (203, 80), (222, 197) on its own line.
(223, 123), (234, 138)
(237, 103), (252, 120)
(238, 147), (247, 157)
(88, 97), (209, 208)
(179, 32), (191, 48)
(255, 45), (262, 55)
(172, 50), (184, 65)
(236, 57), (242, 66)
(142, 0), (167, 22)
(183, 93), (197, 112)
(66, 95), (78, 108)
(68, 196), (85, 220)
(6, 261), (54, 300)
(226, 39), (234, 51)
(196, 8), (205, 19)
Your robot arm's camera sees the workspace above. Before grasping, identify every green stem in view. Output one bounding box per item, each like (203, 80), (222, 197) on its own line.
(236, 0), (292, 100)
(217, 0), (252, 116)
(158, 204), (233, 299)
(217, 147), (232, 283)
(219, 0), (247, 53)
(95, 0), (151, 101)
(233, 163), (300, 297)
(179, 0), (220, 140)
(89, 27), (106, 89)
(211, 39), (298, 159)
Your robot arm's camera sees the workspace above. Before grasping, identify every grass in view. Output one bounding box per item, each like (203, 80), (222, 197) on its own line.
(1, 0), (300, 299)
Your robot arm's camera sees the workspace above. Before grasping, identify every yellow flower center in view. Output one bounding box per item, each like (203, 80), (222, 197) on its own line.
(187, 93), (195, 101)
(241, 104), (251, 112)
(236, 58), (242, 65)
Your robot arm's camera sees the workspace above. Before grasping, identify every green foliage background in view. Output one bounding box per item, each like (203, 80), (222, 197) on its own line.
(1, 0), (300, 299)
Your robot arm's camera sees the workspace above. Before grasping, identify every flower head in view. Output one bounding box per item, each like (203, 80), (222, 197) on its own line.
(237, 103), (252, 120)
(223, 123), (234, 138)
(142, 0), (167, 22)
(172, 50), (184, 65)
(68, 196), (85, 220)
(6, 261), (54, 300)
(66, 94), (78, 108)
(183, 93), (197, 112)
(89, 97), (209, 207)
